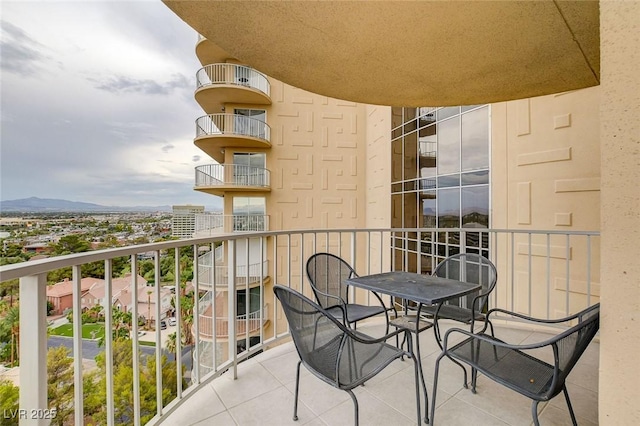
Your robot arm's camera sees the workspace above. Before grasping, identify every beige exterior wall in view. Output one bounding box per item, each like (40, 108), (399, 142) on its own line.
(491, 87), (601, 318)
(599, 1), (640, 423)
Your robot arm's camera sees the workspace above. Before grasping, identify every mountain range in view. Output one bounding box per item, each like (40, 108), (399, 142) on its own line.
(0, 197), (172, 213)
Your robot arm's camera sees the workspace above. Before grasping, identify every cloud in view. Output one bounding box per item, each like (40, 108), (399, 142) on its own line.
(161, 144), (175, 153)
(0, 20), (47, 75)
(192, 155), (201, 162)
(92, 73), (190, 95)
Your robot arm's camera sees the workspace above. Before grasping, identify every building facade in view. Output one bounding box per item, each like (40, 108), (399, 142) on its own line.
(188, 34), (601, 374)
(171, 204), (205, 238)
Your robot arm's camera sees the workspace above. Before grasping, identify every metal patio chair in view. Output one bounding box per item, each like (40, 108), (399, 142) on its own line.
(426, 253), (498, 342)
(306, 253), (394, 331)
(430, 303), (600, 426)
(273, 285), (422, 426)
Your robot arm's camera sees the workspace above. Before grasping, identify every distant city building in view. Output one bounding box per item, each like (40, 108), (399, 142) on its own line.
(171, 205), (204, 238)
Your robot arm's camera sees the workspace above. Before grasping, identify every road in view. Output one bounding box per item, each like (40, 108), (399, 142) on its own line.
(47, 336), (193, 371)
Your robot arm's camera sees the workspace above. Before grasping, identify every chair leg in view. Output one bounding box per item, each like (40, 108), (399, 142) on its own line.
(293, 360), (301, 421)
(563, 386), (578, 426)
(346, 389), (359, 426)
(531, 400), (540, 426)
(409, 350), (423, 426)
(412, 330), (429, 423)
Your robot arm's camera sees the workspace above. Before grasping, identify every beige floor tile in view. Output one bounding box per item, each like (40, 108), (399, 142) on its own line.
(227, 385), (316, 426)
(429, 397), (509, 426)
(212, 361), (282, 408)
(164, 382), (227, 425)
(537, 404), (598, 426)
(319, 390), (417, 426)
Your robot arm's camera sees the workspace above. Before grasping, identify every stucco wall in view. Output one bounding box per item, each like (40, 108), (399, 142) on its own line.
(599, 1), (640, 423)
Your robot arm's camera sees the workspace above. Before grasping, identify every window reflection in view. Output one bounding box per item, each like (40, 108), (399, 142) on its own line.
(437, 116), (460, 175)
(437, 188), (460, 228)
(462, 186), (489, 228)
(461, 106), (489, 171)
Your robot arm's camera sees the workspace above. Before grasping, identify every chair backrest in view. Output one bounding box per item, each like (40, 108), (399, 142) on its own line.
(551, 303), (600, 396)
(433, 253), (497, 312)
(273, 285), (345, 383)
(306, 252), (358, 309)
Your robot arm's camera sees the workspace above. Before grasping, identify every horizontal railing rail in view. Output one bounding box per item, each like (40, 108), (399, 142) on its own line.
(195, 163), (271, 188)
(0, 227), (599, 425)
(195, 64), (270, 97)
(195, 113), (271, 142)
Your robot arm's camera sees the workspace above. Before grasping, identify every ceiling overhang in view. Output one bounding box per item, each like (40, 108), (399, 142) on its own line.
(164, 0), (599, 106)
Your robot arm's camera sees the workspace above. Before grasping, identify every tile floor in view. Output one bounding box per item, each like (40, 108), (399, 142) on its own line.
(161, 320), (599, 426)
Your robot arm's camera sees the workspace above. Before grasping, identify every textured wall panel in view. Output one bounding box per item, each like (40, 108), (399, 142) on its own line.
(336, 140), (358, 148)
(322, 112), (343, 119)
(517, 181), (531, 224)
(555, 178), (600, 192)
(306, 198), (313, 218)
(351, 114), (358, 134)
(554, 113), (572, 129)
(517, 243), (572, 259)
(555, 212), (573, 226)
(336, 184), (357, 190)
(276, 196), (299, 204)
(516, 98), (531, 136)
(292, 183), (313, 190)
(553, 277), (600, 297)
(321, 169), (328, 190)
(292, 97), (313, 104)
(306, 112), (314, 132)
(292, 139), (313, 147)
(517, 147), (572, 166)
(350, 156), (357, 176)
(274, 167), (283, 189)
(322, 155), (343, 162)
(306, 154), (313, 175)
(322, 197), (343, 204)
(351, 199), (357, 218)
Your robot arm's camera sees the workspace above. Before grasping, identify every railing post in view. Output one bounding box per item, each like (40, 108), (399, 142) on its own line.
(19, 274), (48, 425)
(227, 240), (237, 379)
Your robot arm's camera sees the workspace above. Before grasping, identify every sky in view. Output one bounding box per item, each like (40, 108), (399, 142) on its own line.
(0, 0), (222, 210)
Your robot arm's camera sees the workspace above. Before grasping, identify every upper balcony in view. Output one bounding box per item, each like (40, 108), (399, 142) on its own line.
(195, 35), (232, 66)
(194, 113), (271, 163)
(194, 213), (270, 237)
(194, 164), (271, 196)
(195, 64), (271, 114)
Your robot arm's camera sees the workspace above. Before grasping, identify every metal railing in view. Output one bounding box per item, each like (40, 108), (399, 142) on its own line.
(196, 64), (270, 97)
(195, 113), (271, 142)
(194, 214), (269, 235)
(0, 227), (599, 425)
(196, 295), (268, 339)
(195, 164), (271, 188)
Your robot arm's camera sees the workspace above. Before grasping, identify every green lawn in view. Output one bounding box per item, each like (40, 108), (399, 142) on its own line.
(49, 323), (106, 340)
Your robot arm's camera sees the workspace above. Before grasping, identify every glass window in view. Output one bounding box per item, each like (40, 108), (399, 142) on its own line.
(437, 106), (460, 121)
(461, 106), (489, 171)
(438, 174), (460, 188)
(237, 287), (261, 316)
(421, 194), (436, 228)
(437, 116), (460, 175)
(233, 197), (265, 216)
(461, 170), (489, 185)
(462, 186), (489, 228)
(437, 188), (460, 228)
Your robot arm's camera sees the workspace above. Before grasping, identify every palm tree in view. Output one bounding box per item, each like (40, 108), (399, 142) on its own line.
(165, 331), (177, 355)
(0, 306), (20, 366)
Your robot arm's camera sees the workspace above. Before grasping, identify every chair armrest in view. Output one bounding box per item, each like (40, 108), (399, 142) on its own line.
(348, 326), (408, 345)
(485, 307), (586, 325)
(441, 327), (557, 352)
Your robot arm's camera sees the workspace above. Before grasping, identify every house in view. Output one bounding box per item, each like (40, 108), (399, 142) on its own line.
(46, 277), (100, 316)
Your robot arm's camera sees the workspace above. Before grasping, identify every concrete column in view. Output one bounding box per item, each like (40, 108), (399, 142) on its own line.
(19, 274), (48, 425)
(599, 1), (640, 423)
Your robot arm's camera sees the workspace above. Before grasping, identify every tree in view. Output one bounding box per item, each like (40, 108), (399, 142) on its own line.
(0, 379), (19, 426)
(0, 306), (19, 366)
(85, 339), (184, 425)
(49, 234), (91, 256)
(47, 347), (74, 426)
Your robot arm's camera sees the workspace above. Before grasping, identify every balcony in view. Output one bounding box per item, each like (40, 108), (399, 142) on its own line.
(197, 255), (270, 290)
(195, 64), (271, 114)
(194, 114), (271, 162)
(195, 164), (271, 196)
(197, 293), (269, 340)
(195, 35), (232, 66)
(1, 228), (600, 425)
(194, 213), (269, 236)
